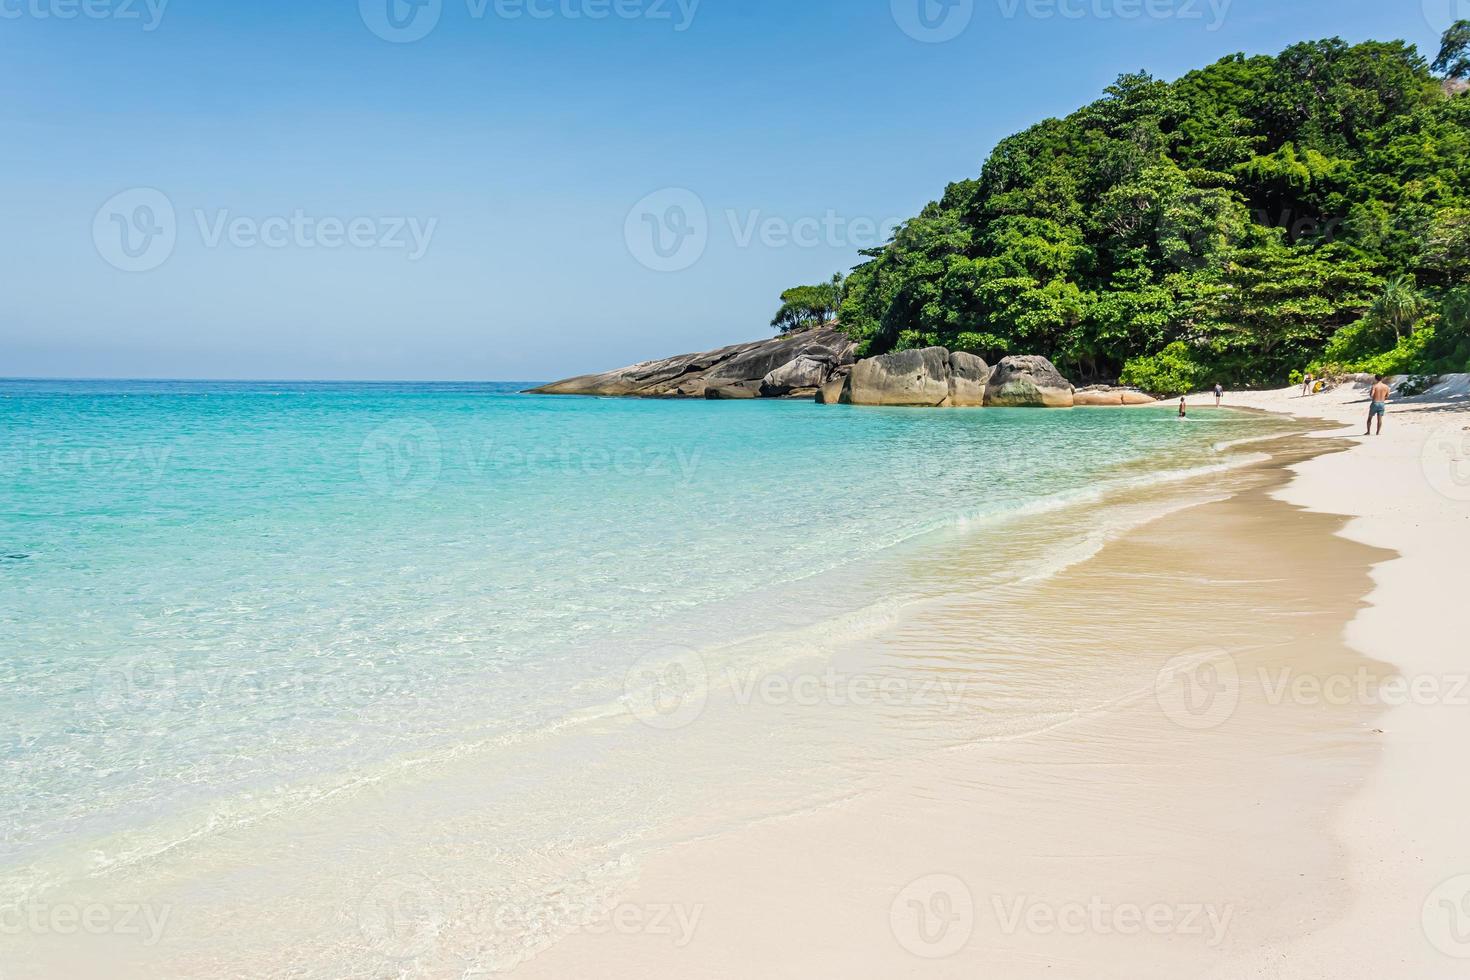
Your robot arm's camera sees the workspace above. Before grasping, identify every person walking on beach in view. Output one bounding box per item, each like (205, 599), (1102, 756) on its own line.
(1366, 376), (1391, 436)
(1214, 383), (1224, 406)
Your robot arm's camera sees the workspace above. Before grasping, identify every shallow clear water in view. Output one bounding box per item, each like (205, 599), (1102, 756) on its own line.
(0, 380), (1299, 907)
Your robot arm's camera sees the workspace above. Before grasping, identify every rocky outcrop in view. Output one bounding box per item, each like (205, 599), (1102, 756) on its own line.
(1073, 385), (1158, 406)
(840, 347), (952, 406)
(816, 367), (852, 405)
(760, 346), (844, 398)
(945, 352), (990, 407)
(527, 327), (857, 398)
(984, 355), (1076, 408)
(530, 331), (1080, 410)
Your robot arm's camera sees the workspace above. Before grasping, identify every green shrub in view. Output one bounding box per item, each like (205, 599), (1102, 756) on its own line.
(1119, 342), (1208, 396)
(1315, 322), (1440, 376)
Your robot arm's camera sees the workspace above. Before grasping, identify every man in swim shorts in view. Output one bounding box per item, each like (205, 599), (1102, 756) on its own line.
(1366, 375), (1391, 436)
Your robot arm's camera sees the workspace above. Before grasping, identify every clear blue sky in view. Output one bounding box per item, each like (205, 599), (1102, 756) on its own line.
(0, 0), (1454, 380)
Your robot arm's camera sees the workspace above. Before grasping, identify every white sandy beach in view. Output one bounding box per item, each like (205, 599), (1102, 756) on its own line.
(505, 376), (1470, 979)
(1210, 376), (1470, 977)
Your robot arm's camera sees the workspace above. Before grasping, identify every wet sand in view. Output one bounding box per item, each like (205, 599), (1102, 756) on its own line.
(509, 438), (1398, 978)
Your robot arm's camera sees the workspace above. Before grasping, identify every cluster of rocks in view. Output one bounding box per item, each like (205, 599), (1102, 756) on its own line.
(528, 331), (1155, 408)
(820, 349), (1083, 408)
(1073, 385), (1160, 407)
(526, 327), (857, 400)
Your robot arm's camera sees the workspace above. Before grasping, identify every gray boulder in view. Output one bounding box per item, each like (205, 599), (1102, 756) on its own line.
(815, 366), (852, 404)
(942, 352), (990, 407)
(841, 347), (952, 406)
(762, 353), (837, 398)
(985, 355), (1075, 408)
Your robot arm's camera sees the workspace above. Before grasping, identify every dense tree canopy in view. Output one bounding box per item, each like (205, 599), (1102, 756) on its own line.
(771, 274), (846, 333)
(787, 26), (1470, 389)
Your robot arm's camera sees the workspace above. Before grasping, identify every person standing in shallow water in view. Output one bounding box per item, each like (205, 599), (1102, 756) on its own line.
(1179, 397), (1188, 419)
(1366, 376), (1392, 436)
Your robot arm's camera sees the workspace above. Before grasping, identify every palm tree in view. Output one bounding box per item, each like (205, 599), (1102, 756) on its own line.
(1372, 275), (1424, 341)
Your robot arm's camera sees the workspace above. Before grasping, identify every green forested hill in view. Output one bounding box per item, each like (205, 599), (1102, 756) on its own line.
(787, 26), (1470, 393)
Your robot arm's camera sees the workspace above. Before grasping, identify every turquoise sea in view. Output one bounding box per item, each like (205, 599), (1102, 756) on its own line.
(0, 380), (1304, 970)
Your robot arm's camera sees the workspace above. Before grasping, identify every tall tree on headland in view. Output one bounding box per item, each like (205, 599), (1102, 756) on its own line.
(1433, 20), (1470, 79)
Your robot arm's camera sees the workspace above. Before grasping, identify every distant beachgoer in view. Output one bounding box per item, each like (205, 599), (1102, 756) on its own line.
(1214, 383), (1224, 406)
(1366, 376), (1391, 436)
(1302, 372), (1313, 396)
(1179, 397), (1188, 419)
